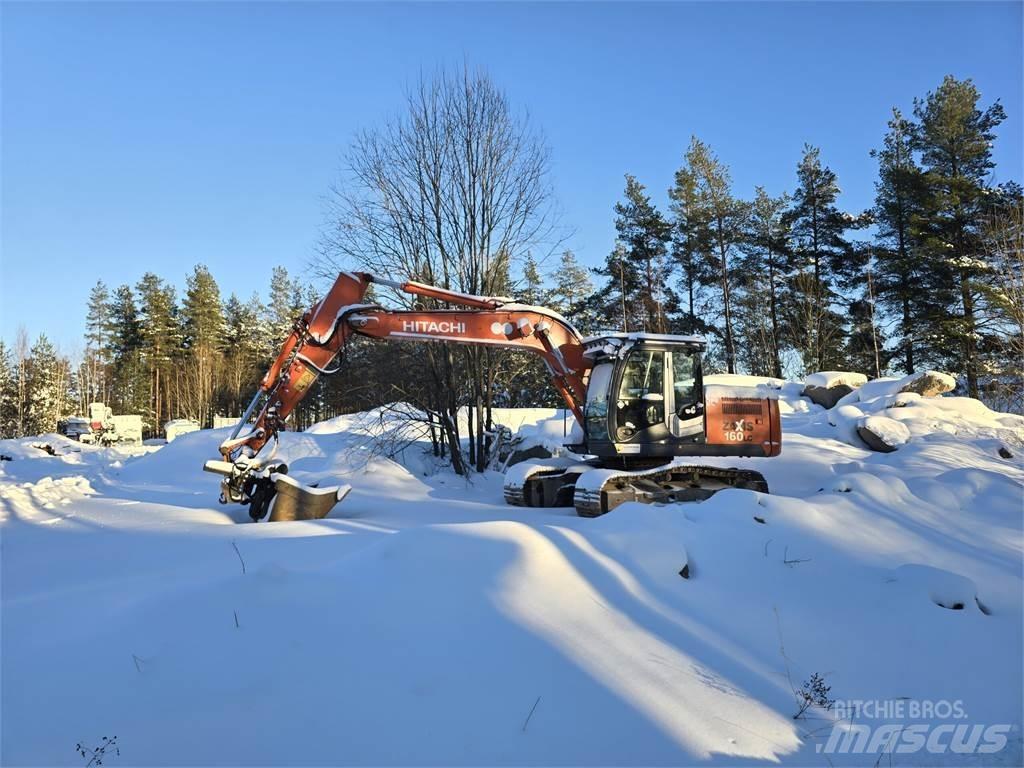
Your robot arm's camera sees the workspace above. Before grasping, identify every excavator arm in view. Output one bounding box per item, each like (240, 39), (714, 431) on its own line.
(206, 271), (590, 520)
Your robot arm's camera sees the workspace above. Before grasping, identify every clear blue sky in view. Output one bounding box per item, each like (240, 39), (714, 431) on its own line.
(2, 1), (1021, 353)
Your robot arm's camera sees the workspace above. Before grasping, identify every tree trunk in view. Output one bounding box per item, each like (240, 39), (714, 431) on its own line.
(717, 217), (736, 374)
(768, 249), (782, 378)
(619, 261), (628, 332)
(901, 291), (914, 374)
(960, 269), (979, 398)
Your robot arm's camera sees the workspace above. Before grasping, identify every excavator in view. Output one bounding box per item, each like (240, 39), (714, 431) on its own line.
(204, 271), (781, 522)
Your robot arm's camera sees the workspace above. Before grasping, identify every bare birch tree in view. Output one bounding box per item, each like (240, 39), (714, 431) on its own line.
(320, 67), (560, 473)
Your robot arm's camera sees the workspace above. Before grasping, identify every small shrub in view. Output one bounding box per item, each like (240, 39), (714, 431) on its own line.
(75, 736), (119, 766)
(794, 673), (834, 719)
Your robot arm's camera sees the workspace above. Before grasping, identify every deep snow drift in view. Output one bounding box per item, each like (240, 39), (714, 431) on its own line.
(1, 380), (1022, 766)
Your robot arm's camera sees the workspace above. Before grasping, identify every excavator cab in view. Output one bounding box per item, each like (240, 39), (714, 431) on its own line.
(580, 334), (780, 463)
(514, 333), (780, 516)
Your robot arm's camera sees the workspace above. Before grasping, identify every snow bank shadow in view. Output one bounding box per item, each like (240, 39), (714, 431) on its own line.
(492, 521), (801, 762)
(3, 524), (740, 766)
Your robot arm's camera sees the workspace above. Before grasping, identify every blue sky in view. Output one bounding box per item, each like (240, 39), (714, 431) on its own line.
(2, 1), (1021, 352)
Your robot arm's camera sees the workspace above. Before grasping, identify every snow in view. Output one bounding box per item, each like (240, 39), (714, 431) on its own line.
(804, 370), (868, 389)
(2, 377), (1023, 765)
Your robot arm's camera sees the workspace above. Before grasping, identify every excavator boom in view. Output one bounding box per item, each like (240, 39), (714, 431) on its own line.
(207, 271), (592, 520)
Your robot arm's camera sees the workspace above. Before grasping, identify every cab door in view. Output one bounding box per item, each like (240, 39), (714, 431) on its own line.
(668, 349), (704, 439)
(612, 347), (670, 444)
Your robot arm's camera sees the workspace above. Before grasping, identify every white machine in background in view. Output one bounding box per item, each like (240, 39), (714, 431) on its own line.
(165, 419), (201, 442)
(79, 403), (143, 445)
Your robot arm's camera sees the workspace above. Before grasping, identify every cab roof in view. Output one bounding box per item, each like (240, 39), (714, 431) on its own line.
(581, 332), (707, 360)
(582, 332), (707, 347)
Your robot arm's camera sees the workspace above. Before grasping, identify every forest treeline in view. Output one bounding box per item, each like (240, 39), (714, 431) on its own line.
(1, 72), (1020, 457)
(588, 75), (1021, 407)
(0, 266), (327, 439)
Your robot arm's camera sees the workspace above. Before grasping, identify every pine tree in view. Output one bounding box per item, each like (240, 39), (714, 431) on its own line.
(684, 138), (748, 373)
(668, 155), (713, 336)
(870, 108), (933, 374)
(107, 284), (147, 417)
(222, 292), (266, 416)
(0, 341), (18, 439)
(548, 250), (597, 331)
(12, 329), (29, 437)
(613, 175), (673, 332)
(182, 266), (226, 351)
(83, 280), (112, 405)
(180, 265), (226, 426)
(739, 187), (791, 377)
(784, 145), (861, 372)
(267, 266), (304, 346)
(845, 267), (889, 378)
(519, 254), (547, 306)
(107, 285), (142, 362)
(136, 273), (179, 431)
(23, 334), (72, 435)
(913, 75), (1006, 398)
(591, 243), (645, 332)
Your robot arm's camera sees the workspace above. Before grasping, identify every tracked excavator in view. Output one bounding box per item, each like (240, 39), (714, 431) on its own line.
(204, 271), (781, 521)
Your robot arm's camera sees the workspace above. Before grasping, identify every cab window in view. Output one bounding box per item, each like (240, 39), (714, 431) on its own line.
(584, 363), (613, 441)
(672, 351), (698, 413)
(615, 349), (665, 434)
(618, 349), (664, 400)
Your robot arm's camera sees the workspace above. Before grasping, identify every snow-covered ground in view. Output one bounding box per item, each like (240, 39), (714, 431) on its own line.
(2, 380), (1022, 766)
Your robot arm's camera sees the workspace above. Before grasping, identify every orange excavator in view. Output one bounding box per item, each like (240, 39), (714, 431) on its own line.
(204, 271), (781, 521)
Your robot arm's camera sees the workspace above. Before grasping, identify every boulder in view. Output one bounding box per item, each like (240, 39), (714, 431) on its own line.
(804, 371), (869, 389)
(802, 371), (867, 409)
(856, 416), (911, 453)
(898, 370), (956, 398)
(505, 443), (553, 468)
(803, 384), (855, 409)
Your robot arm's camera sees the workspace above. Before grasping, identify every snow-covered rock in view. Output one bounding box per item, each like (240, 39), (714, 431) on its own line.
(802, 384), (850, 409)
(837, 370), (957, 407)
(899, 369), (957, 397)
(802, 371), (868, 409)
(857, 414), (911, 452)
(803, 370), (869, 389)
(504, 443), (554, 467)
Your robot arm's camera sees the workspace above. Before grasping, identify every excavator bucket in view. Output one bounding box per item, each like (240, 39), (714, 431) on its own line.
(203, 459), (350, 522)
(264, 474), (351, 522)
